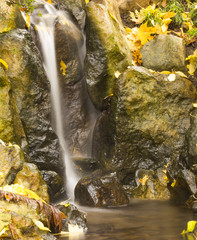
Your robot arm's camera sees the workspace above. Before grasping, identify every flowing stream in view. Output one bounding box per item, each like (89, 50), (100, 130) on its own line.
(29, 1), (84, 200)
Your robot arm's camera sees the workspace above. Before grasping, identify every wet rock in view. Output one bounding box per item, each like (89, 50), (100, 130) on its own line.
(0, 68), (27, 147)
(130, 169), (170, 200)
(169, 169), (197, 203)
(56, 202), (87, 232)
(14, 163), (49, 203)
(73, 156), (101, 177)
(141, 35), (186, 72)
(41, 170), (65, 202)
(53, 14), (98, 156)
(75, 172), (129, 207)
(0, 141), (24, 186)
(0, 0), (25, 33)
(0, 29), (64, 176)
(57, 0), (86, 29)
(85, 0), (132, 110)
(92, 67), (197, 181)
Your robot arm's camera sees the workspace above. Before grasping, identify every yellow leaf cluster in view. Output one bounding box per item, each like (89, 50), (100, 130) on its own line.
(0, 184), (46, 203)
(186, 49), (197, 75)
(127, 5), (175, 65)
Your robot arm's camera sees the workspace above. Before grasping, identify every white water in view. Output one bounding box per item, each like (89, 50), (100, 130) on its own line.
(28, 1), (81, 200)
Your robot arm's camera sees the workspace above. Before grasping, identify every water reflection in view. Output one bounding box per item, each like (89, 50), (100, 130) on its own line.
(58, 199), (197, 240)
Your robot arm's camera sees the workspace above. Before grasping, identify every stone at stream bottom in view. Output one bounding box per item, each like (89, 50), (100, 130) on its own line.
(56, 202), (87, 232)
(74, 172), (129, 207)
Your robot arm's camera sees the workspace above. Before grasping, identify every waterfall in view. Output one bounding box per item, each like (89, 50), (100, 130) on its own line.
(28, 1), (84, 200)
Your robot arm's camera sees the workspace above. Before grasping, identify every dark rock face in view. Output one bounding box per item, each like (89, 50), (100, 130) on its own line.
(54, 15), (98, 156)
(41, 170), (65, 202)
(57, 0), (86, 29)
(92, 67), (197, 182)
(85, 0), (132, 110)
(141, 35), (186, 72)
(169, 169), (197, 203)
(75, 172), (129, 207)
(0, 29), (64, 176)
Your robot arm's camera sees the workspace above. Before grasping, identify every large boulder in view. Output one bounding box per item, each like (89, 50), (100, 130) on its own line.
(0, 29), (64, 176)
(0, 0), (25, 33)
(0, 67), (26, 146)
(0, 141), (24, 186)
(85, 0), (132, 110)
(41, 170), (65, 202)
(141, 35), (186, 72)
(75, 172), (129, 207)
(57, 0), (86, 29)
(14, 163), (49, 203)
(92, 67), (197, 183)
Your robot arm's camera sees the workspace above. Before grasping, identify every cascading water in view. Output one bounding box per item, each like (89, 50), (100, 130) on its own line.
(27, 1), (86, 200)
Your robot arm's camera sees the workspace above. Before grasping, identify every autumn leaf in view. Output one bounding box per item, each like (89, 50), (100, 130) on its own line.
(33, 220), (51, 232)
(0, 59), (8, 70)
(85, 0), (89, 3)
(47, 0), (52, 4)
(193, 103), (197, 108)
(25, 13), (31, 29)
(181, 221), (197, 234)
(114, 71), (121, 78)
(138, 175), (149, 186)
(186, 49), (197, 75)
(60, 60), (67, 76)
(137, 22), (157, 45)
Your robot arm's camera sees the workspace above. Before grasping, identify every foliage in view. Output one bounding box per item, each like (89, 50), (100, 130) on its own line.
(186, 49), (197, 75)
(126, 1), (197, 67)
(6, 0), (35, 12)
(0, 186), (65, 233)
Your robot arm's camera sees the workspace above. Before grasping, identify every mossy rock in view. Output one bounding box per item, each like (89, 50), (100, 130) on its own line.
(0, 0), (25, 33)
(0, 29), (64, 176)
(85, 0), (132, 109)
(0, 141), (24, 186)
(14, 163), (49, 203)
(93, 66), (197, 181)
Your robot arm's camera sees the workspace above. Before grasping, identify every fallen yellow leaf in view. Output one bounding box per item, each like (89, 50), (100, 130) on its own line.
(47, 0), (52, 4)
(25, 13), (30, 29)
(0, 59), (8, 70)
(60, 60), (67, 76)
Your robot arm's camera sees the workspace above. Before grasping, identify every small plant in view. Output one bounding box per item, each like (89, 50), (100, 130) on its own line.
(6, 0), (35, 12)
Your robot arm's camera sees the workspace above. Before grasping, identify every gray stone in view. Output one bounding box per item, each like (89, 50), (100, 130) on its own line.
(141, 34), (186, 72)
